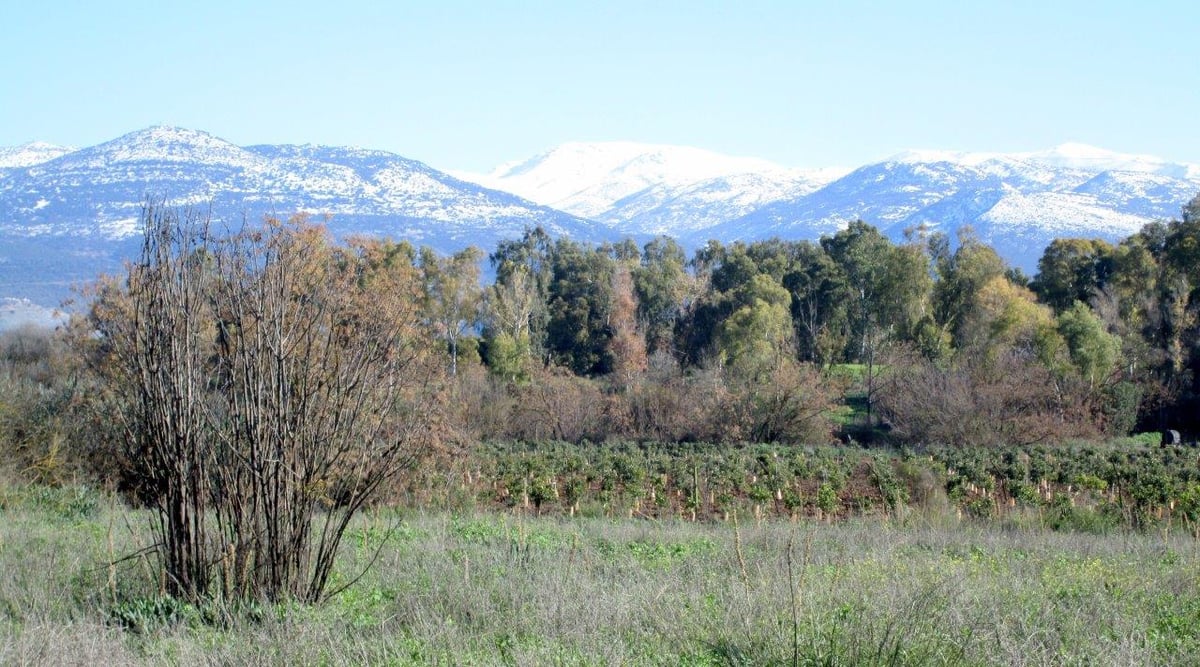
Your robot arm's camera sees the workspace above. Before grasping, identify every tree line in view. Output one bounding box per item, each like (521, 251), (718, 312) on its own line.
(417, 194), (1199, 446)
(5, 191), (1192, 466)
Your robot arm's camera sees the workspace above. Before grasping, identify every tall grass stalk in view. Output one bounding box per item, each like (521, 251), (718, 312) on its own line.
(2, 491), (1199, 664)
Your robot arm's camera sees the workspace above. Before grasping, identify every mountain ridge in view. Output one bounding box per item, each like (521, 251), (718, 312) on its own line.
(0, 126), (604, 305)
(2, 127), (1198, 306)
(459, 140), (1199, 269)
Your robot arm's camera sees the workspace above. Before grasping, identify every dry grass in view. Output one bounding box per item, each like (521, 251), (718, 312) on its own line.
(1, 485), (1198, 665)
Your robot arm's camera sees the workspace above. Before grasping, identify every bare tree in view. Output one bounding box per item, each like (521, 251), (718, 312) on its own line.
(209, 221), (441, 601)
(607, 265), (647, 390)
(88, 206), (442, 603)
(88, 205), (215, 599)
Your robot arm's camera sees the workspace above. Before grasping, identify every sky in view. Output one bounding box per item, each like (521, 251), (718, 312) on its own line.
(2, 1), (1197, 172)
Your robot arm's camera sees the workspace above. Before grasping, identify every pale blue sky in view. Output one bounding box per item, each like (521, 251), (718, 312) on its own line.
(2, 1), (1196, 171)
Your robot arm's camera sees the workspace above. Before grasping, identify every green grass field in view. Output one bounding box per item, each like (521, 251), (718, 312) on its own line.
(2, 484), (1199, 665)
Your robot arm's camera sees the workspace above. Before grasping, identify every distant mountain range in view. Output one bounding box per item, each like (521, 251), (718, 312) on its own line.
(0, 127), (603, 305)
(458, 142), (1200, 269)
(454, 141), (848, 235)
(2, 126), (1198, 309)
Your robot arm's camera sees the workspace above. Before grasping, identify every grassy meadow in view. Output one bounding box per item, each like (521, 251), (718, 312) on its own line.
(2, 483), (1200, 666)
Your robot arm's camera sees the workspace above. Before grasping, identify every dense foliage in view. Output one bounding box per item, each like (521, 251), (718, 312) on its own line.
(456, 193), (1200, 445)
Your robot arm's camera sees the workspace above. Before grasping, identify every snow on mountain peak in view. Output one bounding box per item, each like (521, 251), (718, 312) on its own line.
(3, 128), (1199, 306)
(1021, 143), (1195, 179)
(884, 143), (1200, 183)
(979, 190), (1149, 236)
(0, 126), (608, 304)
(62, 126), (265, 169)
(459, 140), (813, 218)
(886, 148), (1001, 167)
(1046, 142), (1120, 160)
(0, 142), (74, 168)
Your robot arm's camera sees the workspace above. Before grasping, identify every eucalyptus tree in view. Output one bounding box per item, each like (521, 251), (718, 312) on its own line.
(633, 236), (689, 355)
(420, 246), (484, 377)
(782, 242), (850, 365)
(930, 228), (1007, 351)
(1030, 238), (1115, 313)
(545, 239), (616, 375)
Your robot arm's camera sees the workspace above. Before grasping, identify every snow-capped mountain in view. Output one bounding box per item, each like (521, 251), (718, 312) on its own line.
(699, 145), (1199, 269)
(0, 142), (74, 169)
(2, 127), (1198, 307)
(458, 141), (783, 216)
(463, 140), (1199, 269)
(455, 141), (848, 235)
(1, 126), (596, 240)
(1021, 143), (1200, 180)
(0, 127), (602, 304)
(598, 169), (848, 236)
(0, 298), (65, 332)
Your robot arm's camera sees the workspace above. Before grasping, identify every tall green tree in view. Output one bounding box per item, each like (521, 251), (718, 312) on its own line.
(930, 228), (1007, 351)
(678, 242), (738, 366)
(545, 240), (616, 375)
(821, 221), (893, 362)
(420, 246), (483, 377)
(1057, 300), (1121, 390)
(1031, 238), (1115, 313)
(633, 236), (689, 354)
(483, 264), (540, 382)
(782, 242), (850, 364)
(490, 227), (554, 356)
(805, 223), (934, 424)
(717, 273), (794, 378)
(878, 241), (933, 343)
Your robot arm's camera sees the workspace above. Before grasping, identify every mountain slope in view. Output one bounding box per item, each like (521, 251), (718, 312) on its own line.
(0, 142), (75, 169)
(0, 127), (603, 304)
(464, 141), (1199, 269)
(692, 146), (1200, 270)
(455, 141), (848, 235)
(459, 141), (783, 215)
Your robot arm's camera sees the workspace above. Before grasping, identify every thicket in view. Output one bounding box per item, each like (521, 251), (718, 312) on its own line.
(452, 194), (1200, 445)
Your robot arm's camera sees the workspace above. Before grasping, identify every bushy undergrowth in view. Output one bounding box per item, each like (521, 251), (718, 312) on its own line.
(1, 492), (1199, 665)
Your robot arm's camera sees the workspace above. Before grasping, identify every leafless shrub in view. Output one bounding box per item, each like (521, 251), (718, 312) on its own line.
(625, 356), (732, 442)
(624, 355), (835, 445)
(878, 349), (1103, 447)
(86, 208), (215, 598)
(85, 204), (442, 602)
(446, 361), (512, 443)
(509, 365), (608, 442)
(726, 359), (837, 444)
